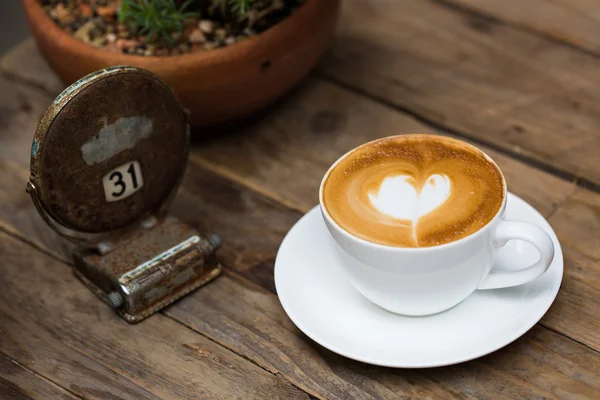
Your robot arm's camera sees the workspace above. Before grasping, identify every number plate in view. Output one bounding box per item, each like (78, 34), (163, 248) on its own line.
(102, 161), (144, 202)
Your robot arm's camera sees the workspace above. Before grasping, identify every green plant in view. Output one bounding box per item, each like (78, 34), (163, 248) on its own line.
(226, 0), (256, 18)
(119, 0), (199, 47)
(209, 0), (283, 27)
(119, 0), (282, 48)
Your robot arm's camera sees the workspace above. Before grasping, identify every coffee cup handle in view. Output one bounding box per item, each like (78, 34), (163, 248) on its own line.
(477, 220), (555, 290)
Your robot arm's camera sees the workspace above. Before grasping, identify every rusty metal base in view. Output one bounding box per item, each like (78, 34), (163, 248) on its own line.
(72, 217), (223, 324)
(73, 263), (222, 323)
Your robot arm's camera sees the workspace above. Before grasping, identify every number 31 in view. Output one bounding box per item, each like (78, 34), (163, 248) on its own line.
(102, 161), (144, 202)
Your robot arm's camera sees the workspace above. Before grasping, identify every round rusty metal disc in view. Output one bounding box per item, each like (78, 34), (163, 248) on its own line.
(30, 66), (188, 233)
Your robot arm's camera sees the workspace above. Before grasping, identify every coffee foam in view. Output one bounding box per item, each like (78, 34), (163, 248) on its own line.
(322, 135), (505, 247)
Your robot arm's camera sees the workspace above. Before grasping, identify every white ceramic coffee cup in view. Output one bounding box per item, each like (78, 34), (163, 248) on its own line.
(319, 136), (555, 316)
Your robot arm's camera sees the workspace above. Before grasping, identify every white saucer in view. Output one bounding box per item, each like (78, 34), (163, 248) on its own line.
(274, 193), (563, 368)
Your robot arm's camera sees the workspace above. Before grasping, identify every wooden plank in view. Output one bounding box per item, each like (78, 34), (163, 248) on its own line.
(169, 273), (477, 400)
(423, 326), (600, 399)
(0, 354), (79, 400)
(0, 231), (310, 400)
(0, 70), (72, 259)
(189, 79), (600, 354)
(0, 39), (63, 96)
(2, 138), (599, 399)
(1, 40), (599, 398)
(0, 171), (460, 399)
(172, 174), (302, 292)
(5, 119), (590, 358)
(168, 272), (600, 400)
(5, 35), (599, 188)
(0, 40), (580, 213)
(0, 140), (461, 399)
(549, 188), (600, 265)
(0, 158), (70, 261)
(191, 78), (576, 218)
(0, 46), (597, 350)
(0, 76), (50, 168)
(0, 381), (33, 400)
(445, 0), (600, 56)
(317, 0), (600, 187)
(546, 187), (600, 350)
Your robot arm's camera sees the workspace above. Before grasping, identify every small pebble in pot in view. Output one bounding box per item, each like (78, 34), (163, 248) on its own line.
(53, 3), (74, 25)
(97, 5), (116, 19)
(198, 20), (214, 34)
(189, 29), (206, 44)
(215, 28), (227, 40)
(92, 36), (107, 47)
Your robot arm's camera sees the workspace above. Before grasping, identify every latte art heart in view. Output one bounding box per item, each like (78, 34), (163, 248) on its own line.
(322, 135), (505, 247)
(368, 174), (451, 222)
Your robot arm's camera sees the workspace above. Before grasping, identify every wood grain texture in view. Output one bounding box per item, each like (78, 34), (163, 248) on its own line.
(4, 42), (600, 349)
(190, 80), (600, 354)
(0, 164), (460, 399)
(0, 354), (79, 400)
(319, 0), (600, 187)
(546, 187), (600, 350)
(0, 76), (49, 168)
(0, 231), (309, 400)
(445, 0), (600, 55)
(185, 77), (600, 351)
(168, 272), (600, 400)
(192, 78), (576, 217)
(0, 39), (63, 96)
(1, 39), (600, 399)
(0, 381), (33, 400)
(2, 147), (599, 399)
(170, 273), (475, 400)
(173, 174), (303, 293)
(0, 74), (73, 260)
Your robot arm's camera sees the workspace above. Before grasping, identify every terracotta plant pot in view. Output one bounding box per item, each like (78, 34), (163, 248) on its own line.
(23, 0), (340, 126)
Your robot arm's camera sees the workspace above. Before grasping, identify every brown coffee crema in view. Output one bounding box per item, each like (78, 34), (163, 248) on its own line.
(322, 135), (505, 247)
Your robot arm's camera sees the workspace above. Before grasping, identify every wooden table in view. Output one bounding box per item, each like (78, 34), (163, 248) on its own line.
(1, 1), (599, 398)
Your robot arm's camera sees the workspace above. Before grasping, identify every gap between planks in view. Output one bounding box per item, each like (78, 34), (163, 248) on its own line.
(1, 160), (598, 397)
(162, 313), (324, 400)
(0, 377), (34, 400)
(433, 0), (600, 61)
(6, 156), (592, 358)
(186, 156), (600, 356)
(1, 70), (56, 97)
(1, 38), (598, 378)
(4, 214), (598, 399)
(540, 324), (600, 355)
(0, 224), (321, 400)
(1, 70), (596, 358)
(424, 360), (556, 400)
(2, 53), (597, 195)
(0, 350), (84, 400)
(316, 71), (596, 194)
(544, 184), (578, 221)
(0, 223), (66, 264)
